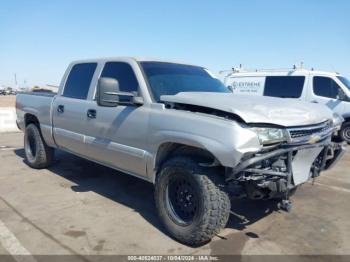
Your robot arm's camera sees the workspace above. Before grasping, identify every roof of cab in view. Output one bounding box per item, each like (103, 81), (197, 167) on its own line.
(70, 56), (201, 67)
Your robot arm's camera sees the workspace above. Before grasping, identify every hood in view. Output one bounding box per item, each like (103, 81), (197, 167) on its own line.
(160, 92), (333, 127)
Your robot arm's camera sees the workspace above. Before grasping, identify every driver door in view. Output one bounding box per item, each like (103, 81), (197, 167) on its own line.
(81, 62), (150, 178)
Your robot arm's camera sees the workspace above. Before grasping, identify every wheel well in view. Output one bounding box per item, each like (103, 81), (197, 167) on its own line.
(24, 114), (39, 127)
(343, 117), (350, 124)
(155, 143), (217, 172)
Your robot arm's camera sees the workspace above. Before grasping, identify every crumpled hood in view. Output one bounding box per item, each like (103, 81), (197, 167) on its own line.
(160, 92), (333, 127)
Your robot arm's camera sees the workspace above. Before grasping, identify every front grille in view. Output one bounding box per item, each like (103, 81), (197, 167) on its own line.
(289, 121), (332, 139)
(287, 121), (333, 144)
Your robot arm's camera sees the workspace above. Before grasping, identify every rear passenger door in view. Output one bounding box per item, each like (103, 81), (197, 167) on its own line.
(52, 63), (98, 155)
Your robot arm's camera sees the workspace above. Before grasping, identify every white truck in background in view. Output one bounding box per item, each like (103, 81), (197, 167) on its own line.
(224, 67), (350, 143)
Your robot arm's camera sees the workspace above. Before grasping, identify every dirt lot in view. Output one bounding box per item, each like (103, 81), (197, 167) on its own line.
(0, 132), (349, 260)
(0, 96), (16, 107)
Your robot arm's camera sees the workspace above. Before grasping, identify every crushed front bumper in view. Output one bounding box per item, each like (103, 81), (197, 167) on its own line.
(226, 140), (347, 186)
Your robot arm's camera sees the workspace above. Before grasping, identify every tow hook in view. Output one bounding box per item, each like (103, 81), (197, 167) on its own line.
(278, 199), (292, 212)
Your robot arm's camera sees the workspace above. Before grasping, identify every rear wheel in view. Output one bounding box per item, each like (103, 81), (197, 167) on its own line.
(24, 124), (54, 169)
(340, 122), (350, 143)
(155, 156), (230, 246)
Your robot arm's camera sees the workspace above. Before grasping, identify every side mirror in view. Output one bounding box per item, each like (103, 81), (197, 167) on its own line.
(227, 85), (233, 92)
(96, 77), (144, 107)
(337, 89), (349, 102)
(97, 77), (120, 107)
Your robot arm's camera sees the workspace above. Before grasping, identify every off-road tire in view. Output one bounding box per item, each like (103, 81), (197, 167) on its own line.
(155, 156), (231, 246)
(340, 122), (350, 144)
(24, 123), (54, 169)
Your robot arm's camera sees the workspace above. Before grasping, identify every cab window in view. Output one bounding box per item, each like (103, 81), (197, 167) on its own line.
(263, 76), (305, 98)
(313, 76), (341, 99)
(63, 63), (97, 99)
(100, 62), (139, 102)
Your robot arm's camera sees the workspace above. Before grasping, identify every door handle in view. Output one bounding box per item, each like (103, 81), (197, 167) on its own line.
(311, 100), (319, 103)
(87, 109), (97, 119)
(57, 105), (64, 113)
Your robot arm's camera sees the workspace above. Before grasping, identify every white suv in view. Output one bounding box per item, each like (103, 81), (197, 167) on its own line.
(225, 68), (350, 142)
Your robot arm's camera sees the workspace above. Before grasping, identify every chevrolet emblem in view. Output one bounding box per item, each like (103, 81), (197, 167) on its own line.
(308, 134), (321, 144)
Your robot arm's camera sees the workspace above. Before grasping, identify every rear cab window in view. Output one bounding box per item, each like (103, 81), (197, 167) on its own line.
(63, 63), (97, 99)
(263, 76), (305, 98)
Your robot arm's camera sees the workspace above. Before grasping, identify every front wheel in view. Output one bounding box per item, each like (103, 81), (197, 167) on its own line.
(155, 156), (231, 246)
(24, 124), (54, 169)
(340, 122), (350, 144)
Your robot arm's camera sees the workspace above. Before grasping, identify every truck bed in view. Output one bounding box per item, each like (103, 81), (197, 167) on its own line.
(16, 92), (56, 147)
(17, 91), (56, 97)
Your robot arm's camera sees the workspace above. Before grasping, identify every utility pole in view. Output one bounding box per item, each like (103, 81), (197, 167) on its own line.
(14, 73), (18, 88)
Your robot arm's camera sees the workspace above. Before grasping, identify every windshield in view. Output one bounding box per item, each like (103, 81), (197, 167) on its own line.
(141, 62), (230, 101)
(337, 76), (350, 91)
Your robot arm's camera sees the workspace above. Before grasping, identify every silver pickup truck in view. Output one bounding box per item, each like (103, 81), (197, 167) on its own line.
(16, 57), (346, 246)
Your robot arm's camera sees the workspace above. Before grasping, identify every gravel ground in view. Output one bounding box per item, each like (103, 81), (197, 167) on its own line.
(0, 96), (16, 107)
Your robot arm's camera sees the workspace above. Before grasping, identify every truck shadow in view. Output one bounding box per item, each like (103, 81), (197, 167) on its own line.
(15, 148), (280, 243)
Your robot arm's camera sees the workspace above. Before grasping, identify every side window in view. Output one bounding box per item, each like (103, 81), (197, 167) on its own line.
(63, 63), (97, 99)
(313, 76), (341, 99)
(100, 62), (139, 101)
(263, 76), (305, 98)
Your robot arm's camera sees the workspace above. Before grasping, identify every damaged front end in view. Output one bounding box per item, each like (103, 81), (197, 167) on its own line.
(226, 120), (347, 205)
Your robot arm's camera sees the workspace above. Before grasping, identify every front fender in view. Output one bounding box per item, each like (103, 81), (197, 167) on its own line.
(149, 128), (261, 180)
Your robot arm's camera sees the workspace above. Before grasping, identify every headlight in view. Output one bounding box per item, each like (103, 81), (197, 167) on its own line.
(251, 127), (287, 145)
